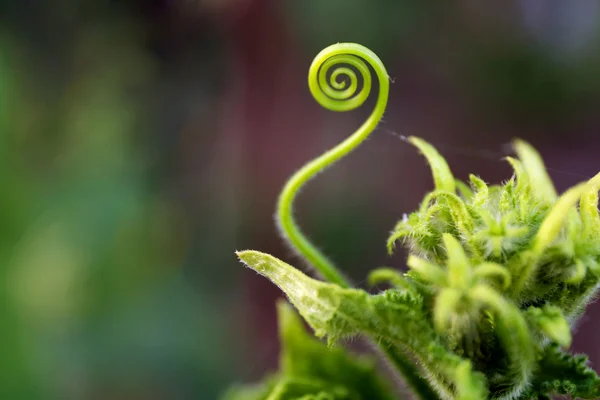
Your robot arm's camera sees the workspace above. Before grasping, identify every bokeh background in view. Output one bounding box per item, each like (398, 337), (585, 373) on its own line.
(1, 1), (600, 399)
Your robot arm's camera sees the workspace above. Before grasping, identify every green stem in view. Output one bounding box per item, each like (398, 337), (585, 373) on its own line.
(471, 285), (535, 396)
(276, 43), (389, 288)
(374, 341), (442, 400)
(276, 43), (439, 400)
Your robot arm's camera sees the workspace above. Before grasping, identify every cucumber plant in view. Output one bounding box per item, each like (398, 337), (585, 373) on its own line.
(225, 43), (600, 400)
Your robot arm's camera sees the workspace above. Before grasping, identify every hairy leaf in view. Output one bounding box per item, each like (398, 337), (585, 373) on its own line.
(237, 251), (488, 400)
(521, 344), (600, 399)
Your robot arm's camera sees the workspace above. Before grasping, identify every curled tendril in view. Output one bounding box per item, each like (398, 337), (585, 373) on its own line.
(309, 49), (371, 112)
(276, 43), (389, 288)
(275, 44), (434, 400)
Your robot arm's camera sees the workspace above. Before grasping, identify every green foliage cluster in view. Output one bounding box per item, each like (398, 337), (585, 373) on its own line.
(226, 43), (600, 400)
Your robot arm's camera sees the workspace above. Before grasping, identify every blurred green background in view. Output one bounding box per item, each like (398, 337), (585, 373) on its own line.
(1, 1), (600, 399)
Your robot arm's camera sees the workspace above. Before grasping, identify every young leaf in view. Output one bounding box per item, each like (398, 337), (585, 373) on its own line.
(525, 306), (571, 347)
(237, 250), (488, 400)
(408, 136), (456, 193)
(512, 139), (557, 202)
(521, 344), (600, 399)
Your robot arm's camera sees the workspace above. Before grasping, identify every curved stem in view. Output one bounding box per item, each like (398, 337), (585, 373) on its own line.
(276, 43), (389, 288)
(471, 284), (535, 397)
(372, 340), (442, 400)
(275, 44), (441, 398)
